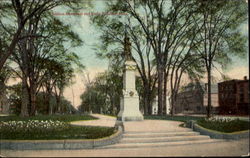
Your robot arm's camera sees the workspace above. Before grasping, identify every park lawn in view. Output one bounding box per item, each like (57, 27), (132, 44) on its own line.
(197, 119), (250, 133)
(144, 115), (204, 123)
(144, 115), (249, 133)
(0, 114), (116, 140)
(0, 114), (98, 122)
(0, 125), (115, 140)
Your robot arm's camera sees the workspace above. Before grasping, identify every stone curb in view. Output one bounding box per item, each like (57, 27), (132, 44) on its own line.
(186, 120), (249, 140)
(0, 126), (123, 150)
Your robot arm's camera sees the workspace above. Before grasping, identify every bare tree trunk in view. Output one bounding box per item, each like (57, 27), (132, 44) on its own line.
(143, 95), (148, 115)
(49, 91), (53, 115)
(207, 66), (212, 118)
(170, 66), (175, 116)
(20, 76), (29, 117)
(30, 84), (37, 116)
(170, 93), (175, 116)
(45, 86), (53, 115)
(49, 99), (53, 115)
(163, 71), (167, 115)
(143, 83), (149, 115)
(147, 88), (152, 115)
(56, 90), (63, 114)
(157, 64), (164, 115)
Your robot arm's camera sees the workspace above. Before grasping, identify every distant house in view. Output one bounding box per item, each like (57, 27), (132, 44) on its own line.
(174, 82), (219, 114)
(218, 76), (249, 115)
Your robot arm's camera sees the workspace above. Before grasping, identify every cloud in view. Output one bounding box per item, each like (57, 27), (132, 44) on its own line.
(224, 66), (249, 80)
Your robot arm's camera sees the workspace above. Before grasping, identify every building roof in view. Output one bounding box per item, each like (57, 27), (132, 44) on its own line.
(218, 78), (249, 84)
(181, 82), (218, 94)
(200, 83), (218, 94)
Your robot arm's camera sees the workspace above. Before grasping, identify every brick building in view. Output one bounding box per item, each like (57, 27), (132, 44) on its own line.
(218, 77), (249, 115)
(175, 82), (219, 114)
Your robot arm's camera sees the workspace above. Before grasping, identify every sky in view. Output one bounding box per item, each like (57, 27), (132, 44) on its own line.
(52, 0), (249, 108)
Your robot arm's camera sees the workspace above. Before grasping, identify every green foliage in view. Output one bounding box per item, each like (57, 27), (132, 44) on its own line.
(197, 119), (249, 133)
(79, 68), (123, 115)
(0, 0), (85, 117)
(7, 82), (76, 115)
(8, 83), (22, 115)
(0, 114), (97, 122)
(0, 115), (114, 140)
(193, 0), (248, 68)
(144, 115), (204, 123)
(36, 92), (76, 115)
(0, 125), (115, 140)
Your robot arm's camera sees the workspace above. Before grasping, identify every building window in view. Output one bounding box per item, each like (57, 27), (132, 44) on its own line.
(196, 106), (201, 111)
(240, 85), (244, 93)
(239, 85), (244, 102)
(240, 94), (244, 103)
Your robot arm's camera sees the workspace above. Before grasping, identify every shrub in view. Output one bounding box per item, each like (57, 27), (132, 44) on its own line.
(197, 117), (249, 133)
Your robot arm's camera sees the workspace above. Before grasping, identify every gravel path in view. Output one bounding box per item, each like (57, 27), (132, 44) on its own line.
(70, 114), (116, 127)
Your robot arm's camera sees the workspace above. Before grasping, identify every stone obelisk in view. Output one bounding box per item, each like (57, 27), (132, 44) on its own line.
(117, 31), (144, 122)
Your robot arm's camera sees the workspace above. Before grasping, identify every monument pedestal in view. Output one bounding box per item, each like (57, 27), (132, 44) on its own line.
(117, 60), (143, 121)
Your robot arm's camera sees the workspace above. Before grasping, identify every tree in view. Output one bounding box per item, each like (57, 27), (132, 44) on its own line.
(0, 0), (82, 71)
(169, 54), (205, 115)
(91, 0), (206, 115)
(8, 83), (22, 115)
(10, 13), (83, 116)
(0, 63), (12, 114)
(79, 64), (123, 115)
(41, 53), (81, 115)
(192, 0), (248, 118)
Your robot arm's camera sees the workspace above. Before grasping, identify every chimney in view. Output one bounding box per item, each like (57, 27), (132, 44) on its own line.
(244, 76), (247, 80)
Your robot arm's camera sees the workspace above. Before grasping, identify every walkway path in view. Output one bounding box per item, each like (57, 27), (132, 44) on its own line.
(1, 114), (249, 157)
(101, 119), (224, 149)
(70, 114), (116, 127)
(1, 139), (248, 157)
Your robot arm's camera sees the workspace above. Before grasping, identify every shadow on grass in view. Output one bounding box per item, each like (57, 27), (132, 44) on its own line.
(1, 125), (115, 140)
(144, 115), (205, 123)
(0, 114), (98, 122)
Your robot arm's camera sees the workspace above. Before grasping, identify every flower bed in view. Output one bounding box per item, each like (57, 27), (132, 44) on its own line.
(197, 117), (249, 133)
(0, 120), (68, 132)
(0, 118), (115, 140)
(0, 114), (97, 122)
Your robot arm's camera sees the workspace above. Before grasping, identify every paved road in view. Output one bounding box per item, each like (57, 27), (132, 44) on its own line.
(0, 114), (249, 157)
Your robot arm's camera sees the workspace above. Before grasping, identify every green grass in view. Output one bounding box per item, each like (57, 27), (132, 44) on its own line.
(144, 115), (204, 123)
(0, 114), (116, 140)
(0, 114), (98, 122)
(0, 125), (115, 140)
(197, 119), (250, 133)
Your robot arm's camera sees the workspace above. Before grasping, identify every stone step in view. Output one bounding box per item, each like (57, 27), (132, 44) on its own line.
(125, 129), (193, 134)
(120, 135), (211, 144)
(123, 131), (200, 138)
(98, 139), (224, 149)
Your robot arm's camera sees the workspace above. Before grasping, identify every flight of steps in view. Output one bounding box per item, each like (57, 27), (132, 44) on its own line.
(99, 129), (223, 149)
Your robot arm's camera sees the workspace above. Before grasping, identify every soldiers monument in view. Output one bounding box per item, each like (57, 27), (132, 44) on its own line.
(117, 30), (144, 121)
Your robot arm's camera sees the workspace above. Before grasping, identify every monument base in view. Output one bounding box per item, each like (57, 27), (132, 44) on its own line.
(117, 115), (144, 121)
(117, 96), (144, 122)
